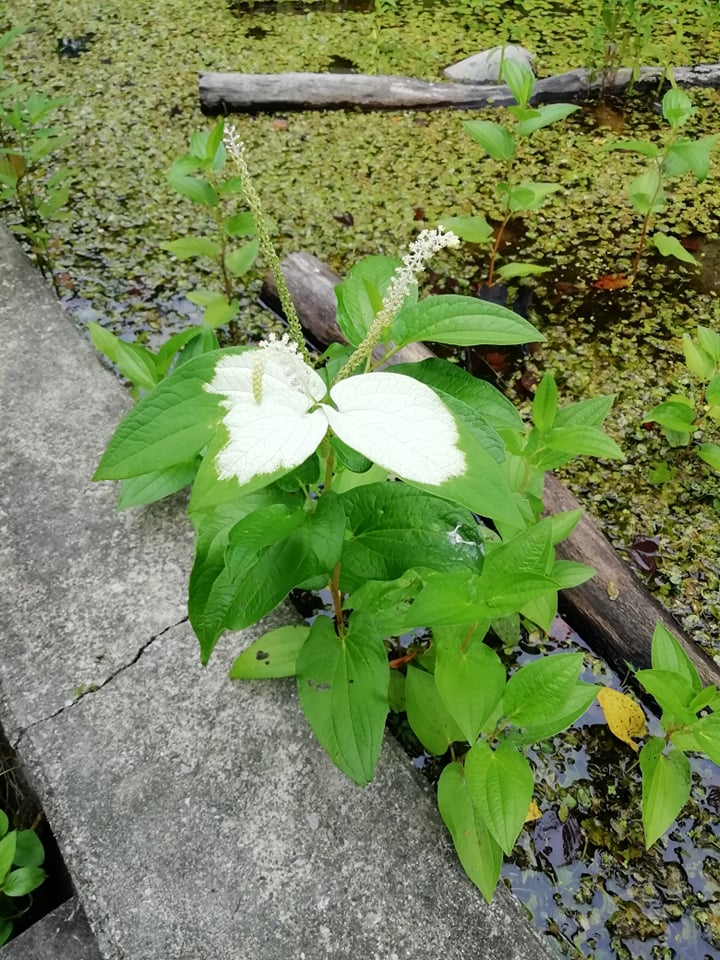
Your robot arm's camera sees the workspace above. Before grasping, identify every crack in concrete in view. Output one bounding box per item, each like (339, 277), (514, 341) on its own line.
(12, 617), (188, 750)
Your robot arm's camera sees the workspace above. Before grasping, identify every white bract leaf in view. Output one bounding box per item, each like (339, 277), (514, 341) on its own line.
(326, 373), (466, 484)
(205, 337), (466, 488)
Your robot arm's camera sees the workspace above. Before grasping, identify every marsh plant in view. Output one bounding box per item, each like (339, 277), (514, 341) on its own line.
(605, 86), (718, 283)
(163, 118), (260, 330)
(92, 128), (720, 902)
(645, 324), (720, 481)
(0, 26), (72, 294)
(442, 60), (578, 286)
(0, 809), (46, 946)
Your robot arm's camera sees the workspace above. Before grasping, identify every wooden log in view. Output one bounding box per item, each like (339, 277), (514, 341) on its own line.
(262, 251), (720, 689)
(199, 63), (720, 114)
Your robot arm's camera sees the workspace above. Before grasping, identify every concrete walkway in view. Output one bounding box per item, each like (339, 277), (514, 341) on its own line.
(0, 227), (558, 960)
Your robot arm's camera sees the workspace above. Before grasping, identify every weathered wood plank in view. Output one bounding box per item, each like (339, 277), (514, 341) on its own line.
(263, 251), (720, 688)
(200, 64), (720, 114)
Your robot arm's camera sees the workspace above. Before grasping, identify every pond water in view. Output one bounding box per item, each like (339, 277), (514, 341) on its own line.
(2, 0), (720, 954)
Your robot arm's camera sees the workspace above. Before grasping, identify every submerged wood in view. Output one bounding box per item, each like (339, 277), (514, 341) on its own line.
(263, 251), (720, 689)
(199, 64), (720, 114)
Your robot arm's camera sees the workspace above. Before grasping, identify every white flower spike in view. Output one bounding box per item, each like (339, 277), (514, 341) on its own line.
(205, 335), (466, 487)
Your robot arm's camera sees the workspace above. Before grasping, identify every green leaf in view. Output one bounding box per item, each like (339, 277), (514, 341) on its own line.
(437, 762), (503, 902)
(605, 139), (660, 159)
(0, 811), (7, 838)
(344, 572), (424, 637)
(410, 414), (525, 527)
(0, 832), (16, 880)
(161, 237), (221, 260)
(661, 87), (695, 128)
(329, 436), (372, 474)
(192, 494), (345, 664)
(706, 373), (720, 406)
(544, 425), (623, 460)
(635, 668), (696, 721)
(389, 359), (523, 434)
(494, 262), (550, 281)
(435, 632), (506, 742)
(551, 559), (595, 589)
(465, 739), (534, 855)
(203, 296), (239, 328)
(663, 135), (719, 181)
(554, 394), (615, 430)
(223, 211), (255, 237)
(640, 738), (691, 847)
(697, 325), (720, 363)
(532, 372), (558, 432)
(296, 612), (388, 785)
(94, 349), (243, 481)
(628, 168), (665, 216)
(651, 233), (698, 266)
(0, 919), (11, 947)
(681, 715), (720, 765)
(507, 182), (561, 212)
(439, 215), (493, 244)
(335, 255), (403, 348)
(650, 622), (701, 696)
(12, 831), (44, 868)
(515, 102), (578, 135)
(405, 664), (466, 755)
(155, 326), (207, 375)
(87, 321), (121, 364)
(548, 508), (584, 544)
(462, 120), (516, 160)
(205, 118), (226, 166)
(502, 59), (534, 107)
(225, 237), (260, 277)
(502, 653), (585, 727)
(511, 681), (598, 744)
(229, 625), (310, 679)
(1, 866), (46, 897)
(115, 340), (159, 393)
(698, 443), (720, 473)
(645, 400), (696, 433)
(683, 333), (715, 379)
(338, 484), (483, 593)
(176, 325), (220, 364)
(116, 459), (200, 510)
(391, 295), (543, 349)
(167, 174), (218, 207)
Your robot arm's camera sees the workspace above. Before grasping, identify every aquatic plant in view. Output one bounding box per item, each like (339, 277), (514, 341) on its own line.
(604, 86), (718, 283)
(645, 323), (720, 481)
(162, 118), (260, 330)
(442, 60), (578, 286)
(93, 132), (631, 902)
(0, 26), (72, 294)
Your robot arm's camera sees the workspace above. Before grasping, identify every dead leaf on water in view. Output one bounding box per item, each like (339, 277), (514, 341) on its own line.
(525, 799), (542, 823)
(597, 687), (647, 752)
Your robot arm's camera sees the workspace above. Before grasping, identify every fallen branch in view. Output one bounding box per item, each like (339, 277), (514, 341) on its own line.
(200, 63), (720, 114)
(262, 251), (720, 689)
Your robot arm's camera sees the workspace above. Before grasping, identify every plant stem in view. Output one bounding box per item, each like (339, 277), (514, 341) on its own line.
(329, 562), (345, 639)
(487, 208), (512, 287)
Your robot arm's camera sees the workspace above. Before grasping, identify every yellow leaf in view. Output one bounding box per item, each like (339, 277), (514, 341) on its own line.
(525, 799), (542, 823)
(597, 687), (647, 752)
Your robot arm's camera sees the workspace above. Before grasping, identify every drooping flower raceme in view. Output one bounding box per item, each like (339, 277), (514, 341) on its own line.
(205, 334), (466, 487)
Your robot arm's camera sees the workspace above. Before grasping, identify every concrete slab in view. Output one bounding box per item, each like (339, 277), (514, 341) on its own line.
(0, 227), (558, 960)
(1, 898), (102, 960)
(0, 228), (192, 742)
